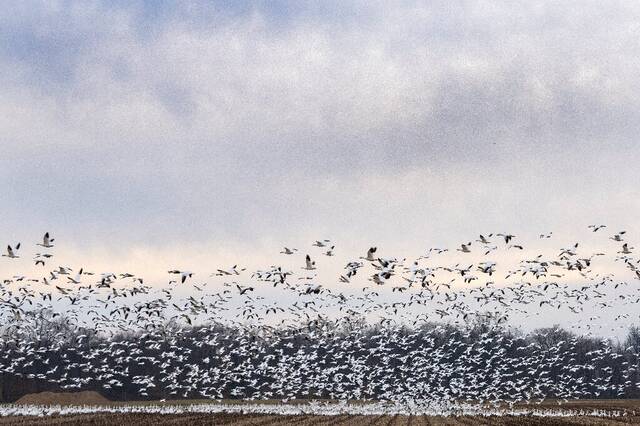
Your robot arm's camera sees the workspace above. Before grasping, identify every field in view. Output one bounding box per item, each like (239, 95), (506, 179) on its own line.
(1, 399), (639, 425)
(1, 412), (640, 425)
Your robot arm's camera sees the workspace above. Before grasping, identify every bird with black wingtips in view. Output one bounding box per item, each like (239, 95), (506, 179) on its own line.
(2, 243), (20, 258)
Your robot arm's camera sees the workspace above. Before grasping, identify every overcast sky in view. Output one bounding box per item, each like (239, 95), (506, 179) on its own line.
(2, 1), (640, 276)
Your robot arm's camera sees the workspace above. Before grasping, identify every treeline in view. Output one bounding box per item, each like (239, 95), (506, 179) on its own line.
(0, 316), (639, 403)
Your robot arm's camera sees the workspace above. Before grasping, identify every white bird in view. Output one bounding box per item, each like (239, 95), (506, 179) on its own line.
(360, 247), (377, 261)
(497, 233), (515, 244)
(215, 265), (245, 276)
(67, 268), (83, 284)
(54, 266), (72, 275)
(302, 255), (316, 270)
(457, 243), (471, 253)
(2, 244), (20, 258)
(619, 243), (633, 255)
(611, 231), (626, 242)
(476, 234), (492, 244)
(37, 232), (55, 248)
(280, 247), (297, 255)
(168, 270), (193, 283)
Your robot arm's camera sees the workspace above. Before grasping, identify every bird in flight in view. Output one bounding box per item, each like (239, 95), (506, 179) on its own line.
(611, 231), (626, 242)
(302, 254), (316, 270)
(2, 243), (20, 259)
(457, 243), (471, 253)
(360, 247), (377, 261)
(37, 232), (55, 248)
(168, 270), (194, 283)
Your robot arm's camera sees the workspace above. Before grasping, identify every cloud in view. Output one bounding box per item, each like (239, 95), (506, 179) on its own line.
(1, 1), (639, 262)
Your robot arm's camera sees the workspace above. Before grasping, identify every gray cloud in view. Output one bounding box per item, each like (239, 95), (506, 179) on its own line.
(1, 1), (640, 258)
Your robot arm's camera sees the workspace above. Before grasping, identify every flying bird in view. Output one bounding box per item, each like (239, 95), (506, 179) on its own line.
(2, 244), (20, 258)
(302, 255), (316, 270)
(37, 232), (55, 248)
(359, 247), (378, 262)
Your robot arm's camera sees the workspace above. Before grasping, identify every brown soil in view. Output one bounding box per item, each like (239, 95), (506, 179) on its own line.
(15, 391), (111, 406)
(1, 414), (640, 426)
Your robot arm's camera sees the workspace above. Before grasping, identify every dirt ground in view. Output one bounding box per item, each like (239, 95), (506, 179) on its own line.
(0, 413), (640, 426)
(14, 392), (111, 406)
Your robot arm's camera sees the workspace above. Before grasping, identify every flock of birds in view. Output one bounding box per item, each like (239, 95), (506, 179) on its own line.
(0, 227), (639, 404)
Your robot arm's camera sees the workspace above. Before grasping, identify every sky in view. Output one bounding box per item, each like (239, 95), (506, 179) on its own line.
(2, 1), (640, 280)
